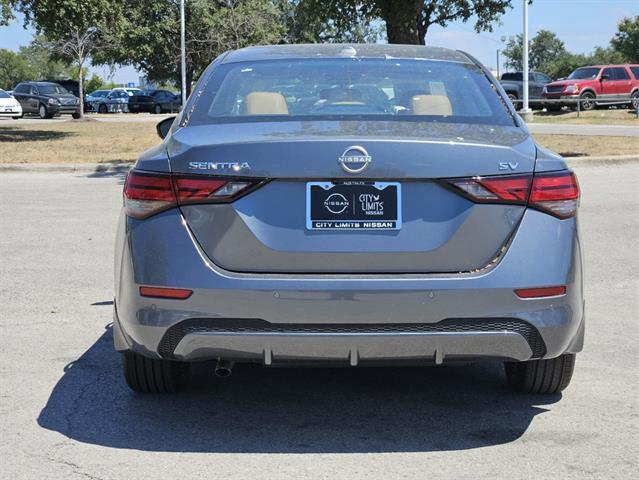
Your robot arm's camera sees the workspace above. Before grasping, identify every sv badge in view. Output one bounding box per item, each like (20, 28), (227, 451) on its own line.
(499, 162), (519, 171)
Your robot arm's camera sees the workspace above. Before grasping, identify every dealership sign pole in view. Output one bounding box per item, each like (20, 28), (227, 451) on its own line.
(180, 0), (187, 105)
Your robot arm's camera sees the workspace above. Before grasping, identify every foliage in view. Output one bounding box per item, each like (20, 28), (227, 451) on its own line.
(503, 30), (566, 72)
(296, 0), (516, 45)
(281, 0), (381, 43)
(502, 28), (633, 80)
(0, 36), (73, 90)
(610, 16), (639, 63)
(12, 0), (125, 116)
(1, 0), (12, 26)
(104, 0), (287, 96)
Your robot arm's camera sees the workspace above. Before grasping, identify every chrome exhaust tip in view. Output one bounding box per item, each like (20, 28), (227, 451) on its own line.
(214, 359), (234, 377)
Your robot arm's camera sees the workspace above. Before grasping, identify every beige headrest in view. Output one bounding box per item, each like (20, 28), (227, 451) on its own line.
(411, 94), (452, 116)
(245, 92), (289, 115)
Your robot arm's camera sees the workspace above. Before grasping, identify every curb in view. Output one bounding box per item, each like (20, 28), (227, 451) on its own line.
(1, 155), (637, 174)
(0, 162), (133, 174)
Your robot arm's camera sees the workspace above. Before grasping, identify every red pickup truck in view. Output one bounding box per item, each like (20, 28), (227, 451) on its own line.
(542, 64), (639, 111)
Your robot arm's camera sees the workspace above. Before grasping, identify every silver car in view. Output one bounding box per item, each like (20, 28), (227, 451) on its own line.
(114, 44), (583, 394)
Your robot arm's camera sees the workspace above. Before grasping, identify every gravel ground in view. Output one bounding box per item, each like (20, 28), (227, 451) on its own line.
(0, 163), (637, 479)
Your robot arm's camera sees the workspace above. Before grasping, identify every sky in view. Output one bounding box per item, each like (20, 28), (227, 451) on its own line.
(0, 0), (637, 85)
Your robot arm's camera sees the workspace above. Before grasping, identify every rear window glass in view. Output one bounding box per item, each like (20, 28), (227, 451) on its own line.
(631, 67), (639, 79)
(189, 58), (514, 126)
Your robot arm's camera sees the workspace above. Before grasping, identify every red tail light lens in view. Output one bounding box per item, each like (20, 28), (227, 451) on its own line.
(446, 170), (580, 219)
(529, 171), (580, 219)
(172, 176), (256, 204)
(124, 171), (176, 219)
(449, 174), (531, 203)
(124, 170), (262, 219)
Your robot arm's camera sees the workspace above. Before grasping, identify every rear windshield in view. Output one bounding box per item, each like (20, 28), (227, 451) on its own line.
(39, 84), (69, 95)
(189, 58), (514, 126)
(567, 67), (600, 80)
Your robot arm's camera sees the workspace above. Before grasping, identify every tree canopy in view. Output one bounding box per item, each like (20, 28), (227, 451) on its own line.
(502, 28), (631, 80)
(610, 16), (639, 63)
(296, 0), (516, 45)
(0, 36), (73, 90)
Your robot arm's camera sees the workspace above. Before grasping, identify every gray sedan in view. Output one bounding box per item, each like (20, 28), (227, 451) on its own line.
(114, 44), (583, 395)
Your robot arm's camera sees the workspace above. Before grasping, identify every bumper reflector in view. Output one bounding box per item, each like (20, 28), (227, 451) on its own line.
(515, 286), (566, 299)
(139, 286), (193, 300)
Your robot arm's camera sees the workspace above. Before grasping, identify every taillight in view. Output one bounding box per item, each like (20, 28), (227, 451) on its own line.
(123, 170), (261, 219)
(173, 176), (256, 204)
(446, 170), (580, 219)
(449, 174), (531, 204)
(124, 171), (176, 219)
(529, 171), (580, 219)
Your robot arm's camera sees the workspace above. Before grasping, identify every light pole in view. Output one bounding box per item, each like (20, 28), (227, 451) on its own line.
(521, 0), (532, 120)
(180, 0), (187, 105)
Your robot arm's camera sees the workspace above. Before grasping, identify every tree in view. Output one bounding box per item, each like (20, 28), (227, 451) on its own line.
(282, 0), (381, 43)
(0, 37), (73, 90)
(611, 16), (639, 63)
(1, 0), (12, 26)
(297, 0), (516, 45)
(0, 49), (28, 90)
(12, 0), (125, 117)
(106, 1), (286, 97)
(502, 30), (567, 73)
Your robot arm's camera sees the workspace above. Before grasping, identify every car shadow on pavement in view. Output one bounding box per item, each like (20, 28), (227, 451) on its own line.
(0, 127), (73, 142)
(38, 324), (561, 453)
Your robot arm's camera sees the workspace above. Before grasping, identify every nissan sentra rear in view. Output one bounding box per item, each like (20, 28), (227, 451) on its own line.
(114, 44), (584, 395)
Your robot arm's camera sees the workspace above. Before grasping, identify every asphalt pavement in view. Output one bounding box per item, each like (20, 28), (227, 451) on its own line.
(0, 163), (637, 479)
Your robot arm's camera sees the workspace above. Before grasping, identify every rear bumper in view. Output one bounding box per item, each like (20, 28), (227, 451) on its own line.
(114, 207), (585, 364)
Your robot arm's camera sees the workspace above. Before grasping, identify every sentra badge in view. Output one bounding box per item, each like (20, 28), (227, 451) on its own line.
(189, 161), (251, 171)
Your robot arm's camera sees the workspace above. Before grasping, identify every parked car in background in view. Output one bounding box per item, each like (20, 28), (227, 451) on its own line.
(128, 89), (182, 114)
(41, 79), (80, 98)
(0, 89), (22, 119)
(499, 71), (553, 109)
(12, 81), (80, 119)
(542, 64), (639, 111)
(90, 87), (144, 113)
(85, 89), (110, 111)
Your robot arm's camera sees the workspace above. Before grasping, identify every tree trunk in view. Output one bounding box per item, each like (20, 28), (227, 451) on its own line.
(77, 63), (84, 119)
(381, 0), (424, 45)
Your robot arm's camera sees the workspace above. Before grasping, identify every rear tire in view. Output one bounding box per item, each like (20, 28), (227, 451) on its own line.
(154, 104), (162, 114)
(39, 104), (51, 119)
(123, 351), (190, 393)
(504, 353), (575, 394)
(98, 103), (108, 114)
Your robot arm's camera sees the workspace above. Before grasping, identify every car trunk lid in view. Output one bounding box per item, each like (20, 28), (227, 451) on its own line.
(166, 120), (535, 274)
